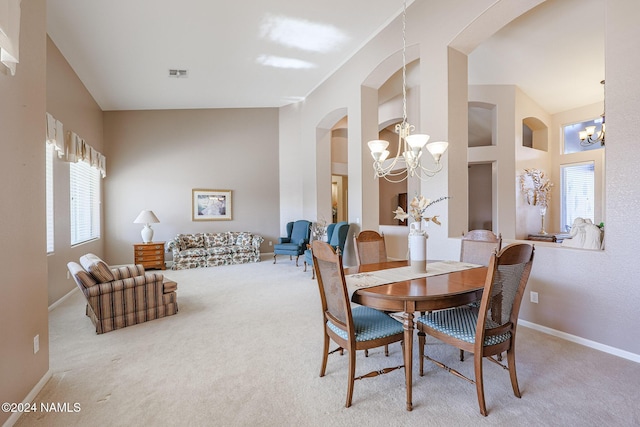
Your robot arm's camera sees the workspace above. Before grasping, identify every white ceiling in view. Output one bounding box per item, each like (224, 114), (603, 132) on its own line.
(46, 0), (604, 113)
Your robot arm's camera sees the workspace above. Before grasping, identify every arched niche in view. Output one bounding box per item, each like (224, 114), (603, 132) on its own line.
(522, 116), (548, 151)
(469, 101), (496, 147)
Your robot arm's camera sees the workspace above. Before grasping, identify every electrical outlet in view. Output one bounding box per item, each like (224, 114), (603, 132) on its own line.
(530, 291), (539, 304)
(33, 334), (40, 354)
(269, 241), (272, 246)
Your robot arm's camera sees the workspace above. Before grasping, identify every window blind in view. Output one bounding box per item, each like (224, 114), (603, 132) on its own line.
(561, 162), (595, 232)
(70, 160), (101, 245)
(46, 143), (54, 253)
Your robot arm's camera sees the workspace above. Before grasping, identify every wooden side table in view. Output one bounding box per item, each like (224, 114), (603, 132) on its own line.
(133, 241), (166, 270)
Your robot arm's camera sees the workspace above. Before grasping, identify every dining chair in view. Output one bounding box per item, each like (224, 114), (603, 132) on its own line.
(460, 230), (502, 266)
(353, 230), (392, 356)
(416, 243), (535, 416)
(353, 230), (387, 265)
(311, 240), (405, 408)
(458, 229), (502, 360)
(304, 221), (350, 279)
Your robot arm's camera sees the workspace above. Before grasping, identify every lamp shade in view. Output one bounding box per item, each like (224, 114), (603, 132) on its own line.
(426, 141), (449, 163)
(134, 210), (160, 224)
(134, 210), (160, 243)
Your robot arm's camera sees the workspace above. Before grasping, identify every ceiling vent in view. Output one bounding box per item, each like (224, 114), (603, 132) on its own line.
(168, 69), (188, 78)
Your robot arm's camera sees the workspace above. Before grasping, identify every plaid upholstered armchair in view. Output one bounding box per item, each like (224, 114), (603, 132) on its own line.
(67, 253), (178, 334)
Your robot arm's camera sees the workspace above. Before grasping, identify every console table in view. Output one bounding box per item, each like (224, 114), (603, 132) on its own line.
(133, 242), (166, 270)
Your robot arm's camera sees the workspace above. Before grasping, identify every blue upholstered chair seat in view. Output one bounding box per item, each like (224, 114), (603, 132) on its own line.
(327, 306), (404, 342)
(273, 242), (303, 255)
(416, 306), (511, 346)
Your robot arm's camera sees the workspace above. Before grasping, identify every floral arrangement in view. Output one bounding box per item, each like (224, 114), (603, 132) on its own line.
(311, 219), (328, 240)
(519, 168), (553, 208)
(393, 195), (449, 225)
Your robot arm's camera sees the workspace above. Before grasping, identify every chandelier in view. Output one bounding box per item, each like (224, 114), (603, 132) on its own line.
(367, 0), (448, 183)
(579, 80), (605, 147)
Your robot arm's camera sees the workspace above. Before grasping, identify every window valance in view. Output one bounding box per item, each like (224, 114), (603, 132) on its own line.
(46, 113), (64, 158)
(46, 112), (107, 177)
(66, 131), (107, 178)
(0, 0), (22, 76)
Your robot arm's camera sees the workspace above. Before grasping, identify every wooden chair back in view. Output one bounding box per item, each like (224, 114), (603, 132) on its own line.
(460, 230), (502, 266)
(311, 241), (353, 338)
(477, 243), (534, 355)
(312, 240), (405, 408)
(353, 230), (387, 265)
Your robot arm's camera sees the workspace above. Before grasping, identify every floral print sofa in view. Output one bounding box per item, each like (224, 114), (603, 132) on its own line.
(168, 232), (263, 270)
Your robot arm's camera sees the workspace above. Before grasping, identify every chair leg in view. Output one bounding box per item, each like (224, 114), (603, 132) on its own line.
(418, 332), (425, 376)
(311, 267), (316, 280)
(460, 349), (465, 361)
(507, 349), (521, 398)
(295, 255), (300, 266)
(474, 354), (488, 416)
(303, 261), (307, 272)
(385, 344), (389, 357)
(364, 349), (368, 357)
(319, 332), (330, 377)
(346, 347), (356, 408)
(273, 254), (277, 264)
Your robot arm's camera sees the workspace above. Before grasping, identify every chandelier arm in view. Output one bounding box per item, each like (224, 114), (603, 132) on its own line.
(365, 0), (449, 182)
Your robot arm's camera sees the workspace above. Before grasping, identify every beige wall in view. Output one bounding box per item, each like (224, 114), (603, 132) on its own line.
(103, 108), (280, 265)
(0, 0), (49, 424)
(4, 1), (640, 421)
(46, 36), (105, 305)
(281, 0), (640, 357)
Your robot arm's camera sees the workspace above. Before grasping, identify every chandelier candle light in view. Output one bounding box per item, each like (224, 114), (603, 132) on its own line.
(579, 80), (605, 147)
(393, 195), (448, 272)
(367, 0), (448, 183)
(134, 210), (160, 243)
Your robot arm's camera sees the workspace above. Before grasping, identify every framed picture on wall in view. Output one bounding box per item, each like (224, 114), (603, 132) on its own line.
(192, 189), (232, 221)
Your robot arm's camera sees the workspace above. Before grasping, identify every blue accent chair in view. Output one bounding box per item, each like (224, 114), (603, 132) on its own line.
(304, 221), (350, 278)
(273, 220), (311, 266)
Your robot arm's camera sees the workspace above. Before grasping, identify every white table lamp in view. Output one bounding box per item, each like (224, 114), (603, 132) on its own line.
(133, 210), (160, 243)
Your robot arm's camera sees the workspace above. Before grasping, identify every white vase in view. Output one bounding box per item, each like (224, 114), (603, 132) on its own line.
(409, 221), (428, 273)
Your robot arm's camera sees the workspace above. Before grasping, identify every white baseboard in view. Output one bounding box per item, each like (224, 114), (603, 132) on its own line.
(519, 319), (640, 363)
(48, 287), (79, 312)
(2, 370), (52, 427)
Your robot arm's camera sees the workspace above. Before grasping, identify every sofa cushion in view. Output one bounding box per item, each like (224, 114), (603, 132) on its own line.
(204, 232), (227, 248)
(207, 246), (232, 256)
(163, 280), (178, 293)
(68, 262), (98, 289)
(178, 248), (207, 258)
(232, 232), (253, 246)
(180, 233), (204, 249)
(230, 245), (253, 254)
(79, 253), (115, 283)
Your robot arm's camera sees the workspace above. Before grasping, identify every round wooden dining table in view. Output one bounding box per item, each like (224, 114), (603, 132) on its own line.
(347, 260), (487, 411)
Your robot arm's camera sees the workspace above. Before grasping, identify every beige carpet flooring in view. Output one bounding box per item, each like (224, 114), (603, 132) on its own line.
(15, 256), (640, 426)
